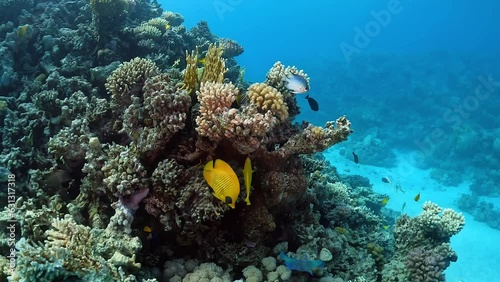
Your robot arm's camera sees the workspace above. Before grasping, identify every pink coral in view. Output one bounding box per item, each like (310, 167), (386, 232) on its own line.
(195, 82), (278, 152)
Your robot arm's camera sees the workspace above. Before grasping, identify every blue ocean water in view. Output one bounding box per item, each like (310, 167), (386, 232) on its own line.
(164, 0), (500, 281)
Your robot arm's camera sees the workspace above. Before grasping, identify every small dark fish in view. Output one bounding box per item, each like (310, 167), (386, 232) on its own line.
(305, 95), (319, 111)
(352, 151), (359, 163)
(285, 74), (309, 93)
(401, 202), (407, 213)
(414, 192), (421, 202)
(381, 177), (391, 184)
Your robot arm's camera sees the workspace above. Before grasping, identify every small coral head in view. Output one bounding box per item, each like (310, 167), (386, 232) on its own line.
(203, 159), (240, 208)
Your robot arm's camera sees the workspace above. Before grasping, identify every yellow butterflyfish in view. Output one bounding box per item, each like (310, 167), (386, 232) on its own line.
(381, 197), (389, 206)
(414, 192), (421, 202)
(199, 58), (206, 65)
(17, 25), (29, 37)
(243, 157), (254, 205)
(203, 159), (240, 209)
(143, 225), (152, 233)
(165, 23), (171, 30)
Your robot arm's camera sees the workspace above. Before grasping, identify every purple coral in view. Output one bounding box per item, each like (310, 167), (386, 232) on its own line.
(406, 247), (449, 282)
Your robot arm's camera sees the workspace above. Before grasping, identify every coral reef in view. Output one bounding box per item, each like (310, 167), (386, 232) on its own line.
(457, 193), (500, 229)
(0, 0), (465, 281)
(381, 202), (465, 281)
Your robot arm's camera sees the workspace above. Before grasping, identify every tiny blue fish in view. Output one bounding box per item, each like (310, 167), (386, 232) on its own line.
(284, 74), (309, 94)
(280, 251), (325, 275)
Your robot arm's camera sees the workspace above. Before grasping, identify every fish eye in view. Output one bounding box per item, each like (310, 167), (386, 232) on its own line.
(225, 196), (232, 204)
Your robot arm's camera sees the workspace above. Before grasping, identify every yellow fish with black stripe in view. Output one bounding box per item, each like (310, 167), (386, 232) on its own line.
(203, 159), (240, 208)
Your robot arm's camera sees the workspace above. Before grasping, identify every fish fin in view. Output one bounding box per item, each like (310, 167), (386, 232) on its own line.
(305, 94), (310, 99)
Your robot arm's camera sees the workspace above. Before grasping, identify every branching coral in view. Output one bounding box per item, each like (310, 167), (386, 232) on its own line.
(247, 82), (288, 122)
(182, 48), (199, 94)
(200, 43), (227, 84)
(218, 38), (244, 58)
(382, 202), (465, 281)
(101, 143), (149, 196)
(144, 159), (183, 231)
(12, 215), (141, 281)
(122, 74), (191, 156)
(195, 81), (275, 144)
(105, 57), (159, 113)
(265, 61), (310, 94)
(90, 0), (131, 18)
(195, 81), (292, 154)
(276, 117), (352, 157)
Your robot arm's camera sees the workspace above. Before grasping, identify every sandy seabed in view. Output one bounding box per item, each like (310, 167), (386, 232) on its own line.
(324, 149), (500, 282)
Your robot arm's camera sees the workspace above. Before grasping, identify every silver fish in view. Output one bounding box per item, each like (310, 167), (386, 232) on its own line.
(284, 74), (309, 94)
